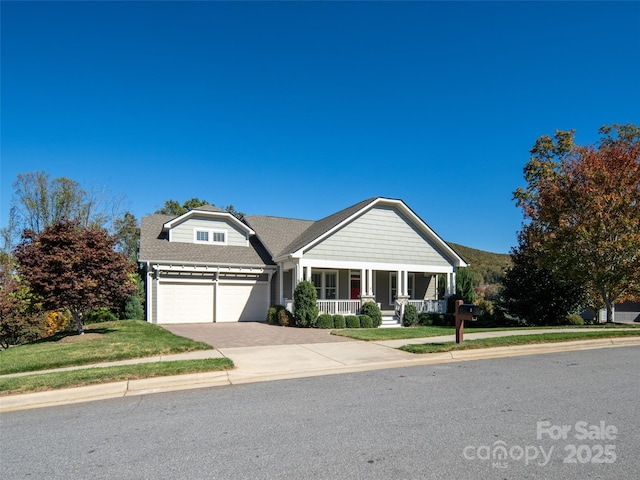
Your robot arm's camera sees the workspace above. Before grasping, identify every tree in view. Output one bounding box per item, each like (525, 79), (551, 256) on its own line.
(501, 234), (587, 326)
(4, 171), (126, 259)
(0, 268), (43, 349)
(514, 124), (640, 322)
(13, 220), (137, 335)
(293, 280), (318, 327)
(113, 211), (140, 261)
(455, 267), (476, 303)
(155, 198), (245, 219)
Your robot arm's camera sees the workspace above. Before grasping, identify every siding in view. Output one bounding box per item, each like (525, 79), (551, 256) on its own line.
(304, 206), (451, 267)
(169, 215), (248, 246)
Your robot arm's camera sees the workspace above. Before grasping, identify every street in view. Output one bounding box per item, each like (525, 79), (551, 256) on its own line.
(1, 347), (638, 479)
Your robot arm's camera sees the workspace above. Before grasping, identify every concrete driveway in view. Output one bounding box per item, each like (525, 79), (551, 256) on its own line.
(161, 322), (356, 348)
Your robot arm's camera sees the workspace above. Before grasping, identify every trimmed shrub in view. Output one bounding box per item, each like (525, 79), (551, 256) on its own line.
(418, 312), (433, 326)
(266, 306), (278, 325)
(402, 304), (419, 327)
(316, 314), (335, 329)
(333, 314), (346, 329)
(565, 314), (585, 326)
(85, 307), (118, 324)
(359, 314), (373, 328)
(345, 315), (360, 328)
(293, 280), (319, 327)
(360, 301), (382, 328)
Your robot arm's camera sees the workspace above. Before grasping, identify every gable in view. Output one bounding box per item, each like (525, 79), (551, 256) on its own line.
(303, 205), (453, 267)
(168, 214), (249, 247)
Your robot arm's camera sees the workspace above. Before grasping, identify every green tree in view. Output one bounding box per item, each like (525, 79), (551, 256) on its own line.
(155, 198), (245, 219)
(293, 280), (318, 328)
(501, 235), (587, 326)
(514, 124), (640, 322)
(455, 267), (476, 303)
(113, 211), (140, 262)
(13, 220), (137, 335)
(0, 267), (43, 349)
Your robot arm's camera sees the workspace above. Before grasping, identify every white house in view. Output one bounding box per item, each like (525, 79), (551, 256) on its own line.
(139, 197), (468, 326)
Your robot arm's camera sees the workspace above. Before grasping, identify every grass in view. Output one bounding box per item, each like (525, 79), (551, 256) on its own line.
(0, 358), (234, 395)
(331, 323), (639, 341)
(0, 320), (214, 375)
(400, 330), (640, 354)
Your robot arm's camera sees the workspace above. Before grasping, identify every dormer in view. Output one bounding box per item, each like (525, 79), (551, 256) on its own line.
(162, 205), (254, 247)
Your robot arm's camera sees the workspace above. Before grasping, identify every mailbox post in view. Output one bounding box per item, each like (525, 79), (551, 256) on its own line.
(454, 300), (480, 343)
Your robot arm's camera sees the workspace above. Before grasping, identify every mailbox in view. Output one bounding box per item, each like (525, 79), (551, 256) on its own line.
(454, 300), (481, 343)
(458, 304), (481, 318)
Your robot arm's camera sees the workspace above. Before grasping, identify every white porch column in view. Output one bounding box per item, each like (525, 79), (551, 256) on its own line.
(402, 270), (409, 297)
(396, 269), (402, 297)
(368, 269), (373, 295)
(360, 268), (366, 295)
(278, 263), (284, 303)
(305, 264), (311, 281)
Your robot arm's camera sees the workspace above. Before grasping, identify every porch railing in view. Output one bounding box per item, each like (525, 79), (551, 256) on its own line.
(407, 299), (447, 314)
(317, 299), (361, 315)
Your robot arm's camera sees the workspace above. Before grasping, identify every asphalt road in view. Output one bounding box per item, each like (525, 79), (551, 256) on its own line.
(1, 347), (638, 480)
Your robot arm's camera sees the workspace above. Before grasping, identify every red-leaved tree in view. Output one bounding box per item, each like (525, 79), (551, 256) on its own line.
(14, 220), (137, 334)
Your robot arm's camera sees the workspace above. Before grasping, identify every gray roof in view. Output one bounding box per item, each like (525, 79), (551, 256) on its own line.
(139, 214), (273, 266)
(194, 204), (225, 213)
(243, 215), (315, 258)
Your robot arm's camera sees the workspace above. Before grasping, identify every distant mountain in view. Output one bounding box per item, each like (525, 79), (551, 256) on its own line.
(448, 242), (512, 286)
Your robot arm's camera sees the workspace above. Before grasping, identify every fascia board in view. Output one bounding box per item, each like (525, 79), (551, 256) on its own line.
(162, 210), (255, 236)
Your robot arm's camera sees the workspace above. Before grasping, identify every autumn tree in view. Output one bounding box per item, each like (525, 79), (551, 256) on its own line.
(13, 220), (137, 335)
(514, 124), (640, 322)
(0, 267), (43, 349)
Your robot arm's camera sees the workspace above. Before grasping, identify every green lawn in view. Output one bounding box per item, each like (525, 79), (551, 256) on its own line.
(331, 323), (638, 342)
(0, 358), (234, 395)
(400, 330), (640, 354)
(0, 320), (213, 375)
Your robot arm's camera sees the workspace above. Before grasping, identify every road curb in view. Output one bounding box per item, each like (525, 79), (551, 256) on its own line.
(2, 338), (639, 413)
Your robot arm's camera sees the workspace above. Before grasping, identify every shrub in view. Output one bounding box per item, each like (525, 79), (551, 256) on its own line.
(266, 306), (278, 325)
(565, 314), (585, 326)
(278, 307), (293, 327)
(293, 280), (319, 327)
(418, 312), (433, 326)
(402, 304), (419, 327)
(447, 294), (464, 314)
(84, 307), (118, 324)
(345, 315), (360, 328)
(360, 301), (382, 328)
(123, 296), (144, 320)
(359, 314), (373, 328)
(316, 314), (335, 329)
(45, 311), (69, 335)
(333, 314), (346, 329)
(431, 313), (455, 327)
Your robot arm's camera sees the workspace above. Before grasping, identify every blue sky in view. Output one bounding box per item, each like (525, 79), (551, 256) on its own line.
(2, 1), (638, 254)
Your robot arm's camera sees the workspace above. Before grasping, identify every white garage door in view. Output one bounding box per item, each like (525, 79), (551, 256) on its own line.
(158, 282), (214, 324)
(217, 283), (268, 323)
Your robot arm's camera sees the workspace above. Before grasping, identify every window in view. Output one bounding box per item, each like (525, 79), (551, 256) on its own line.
(195, 230), (209, 243)
(194, 229), (227, 245)
(311, 271), (338, 300)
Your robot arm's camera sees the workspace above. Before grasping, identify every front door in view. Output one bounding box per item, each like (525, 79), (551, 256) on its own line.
(350, 278), (360, 300)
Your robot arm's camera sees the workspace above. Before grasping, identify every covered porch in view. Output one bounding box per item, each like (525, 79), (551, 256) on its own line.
(278, 261), (454, 322)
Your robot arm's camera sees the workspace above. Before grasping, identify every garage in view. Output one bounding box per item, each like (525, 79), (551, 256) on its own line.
(217, 282), (268, 322)
(158, 282), (214, 324)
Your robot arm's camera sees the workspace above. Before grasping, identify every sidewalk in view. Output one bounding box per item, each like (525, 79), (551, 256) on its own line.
(2, 328), (639, 413)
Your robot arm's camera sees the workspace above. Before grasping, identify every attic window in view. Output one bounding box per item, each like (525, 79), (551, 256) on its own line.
(194, 229), (227, 245)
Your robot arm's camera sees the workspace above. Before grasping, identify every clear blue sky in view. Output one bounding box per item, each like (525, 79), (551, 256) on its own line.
(2, 1), (638, 254)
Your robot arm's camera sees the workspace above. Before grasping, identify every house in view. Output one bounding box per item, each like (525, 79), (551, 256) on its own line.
(139, 197), (468, 326)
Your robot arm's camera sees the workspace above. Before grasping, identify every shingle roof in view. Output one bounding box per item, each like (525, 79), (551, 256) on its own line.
(139, 214), (273, 266)
(243, 215), (315, 258)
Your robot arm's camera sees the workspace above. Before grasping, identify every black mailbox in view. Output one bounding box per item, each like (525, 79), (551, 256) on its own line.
(458, 304), (481, 316)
